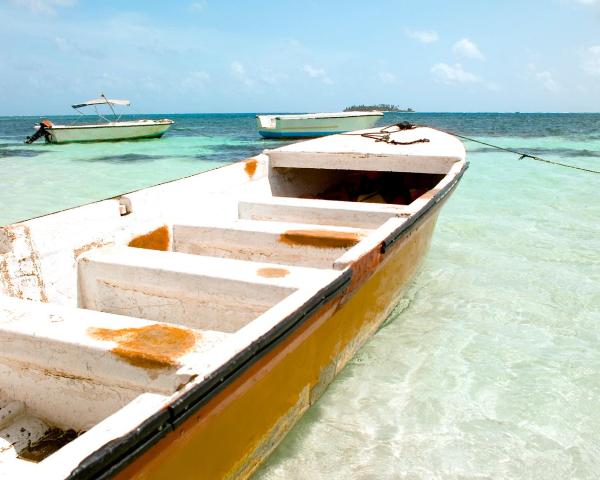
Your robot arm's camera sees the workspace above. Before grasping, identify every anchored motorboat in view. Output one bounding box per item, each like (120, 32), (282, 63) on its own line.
(25, 95), (174, 144)
(256, 111), (383, 139)
(1, 123), (466, 479)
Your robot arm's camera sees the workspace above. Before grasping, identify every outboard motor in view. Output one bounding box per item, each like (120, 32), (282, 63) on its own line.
(25, 119), (53, 144)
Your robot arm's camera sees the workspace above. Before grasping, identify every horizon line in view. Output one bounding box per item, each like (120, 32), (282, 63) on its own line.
(2, 111), (600, 117)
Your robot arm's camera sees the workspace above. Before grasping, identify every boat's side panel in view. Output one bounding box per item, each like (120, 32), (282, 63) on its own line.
(258, 115), (381, 139)
(0, 157), (268, 305)
(47, 124), (172, 144)
(258, 130), (348, 139)
(114, 204), (441, 480)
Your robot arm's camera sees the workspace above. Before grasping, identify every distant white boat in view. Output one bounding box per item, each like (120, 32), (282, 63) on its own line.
(256, 111), (383, 139)
(26, 95), (174, 144)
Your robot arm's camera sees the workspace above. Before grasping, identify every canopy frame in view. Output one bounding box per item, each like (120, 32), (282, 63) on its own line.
(72, 94), (131, 123)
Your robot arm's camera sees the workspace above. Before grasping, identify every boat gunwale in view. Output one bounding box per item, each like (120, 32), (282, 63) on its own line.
(63, 159), (468, 480)
(2, 154), (262, 227)
(46, 120), (174, 131)
(382, 162), (468, 252)
(256, 111), (383, 123)
(46, 132), (171, 144)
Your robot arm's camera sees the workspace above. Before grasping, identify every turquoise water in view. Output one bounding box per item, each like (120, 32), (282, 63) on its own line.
(0, 114), (288, 224)
(254, 119), (600, 479)
(1, 113), (599, 478)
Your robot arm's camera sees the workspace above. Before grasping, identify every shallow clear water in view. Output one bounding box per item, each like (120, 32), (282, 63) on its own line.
(1, 113), (599, 478)
(254, 117), (600, 479)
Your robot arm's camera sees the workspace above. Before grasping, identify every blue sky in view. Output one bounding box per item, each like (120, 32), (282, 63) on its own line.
(2, 0), (600, 115)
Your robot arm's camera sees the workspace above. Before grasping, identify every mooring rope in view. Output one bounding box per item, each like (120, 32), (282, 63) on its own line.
(351, 122), (430, 146)
(353, 122), (600, 175)
(449, 131), (600, 175)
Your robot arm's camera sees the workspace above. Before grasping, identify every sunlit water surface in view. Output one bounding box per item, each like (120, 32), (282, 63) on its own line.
(1, 113), (599, 479)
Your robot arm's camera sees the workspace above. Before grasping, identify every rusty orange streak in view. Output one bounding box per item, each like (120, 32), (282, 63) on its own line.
(128, 225), (170, 251)
(279, 230), (361, 249)
(244, 159), (258, 178)
(257, 267), (290, 278)
(89, 324), (197, 369)
(344, 246), (384, 298)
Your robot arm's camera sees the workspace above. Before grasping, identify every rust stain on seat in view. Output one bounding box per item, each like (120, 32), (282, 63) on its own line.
(89, 324), (197, 370)
(279, 230), (361, 249)
(257, 267), (289, 278)
(244, 158), (258, 178)
(128, 225), (170, 251)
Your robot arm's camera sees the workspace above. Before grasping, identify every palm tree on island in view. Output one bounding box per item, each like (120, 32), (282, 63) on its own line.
(344, 104), (414, 113)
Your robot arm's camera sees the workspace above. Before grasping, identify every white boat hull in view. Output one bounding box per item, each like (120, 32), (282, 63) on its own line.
(257, 112), (383, 138)
(45, 119), (174, 144)
(0, 124), (467, 478)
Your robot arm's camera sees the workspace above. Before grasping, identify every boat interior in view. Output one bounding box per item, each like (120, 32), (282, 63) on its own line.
(0, 127), (465, 477)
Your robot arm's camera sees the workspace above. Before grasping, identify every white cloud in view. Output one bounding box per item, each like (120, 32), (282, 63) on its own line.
(54, 36), (70, 51)
(431, 63), (480, 84)
(141, 76), (159, 92)
(180, 71), (210, 89)
(528, 63), (559, 92)
(230, 61), (245, 77)
(190, 1), (207, 13)
(303, 64), (333, 85)
(571, 0), (600, 5)
(453, 38), (485, 61)
(486, 81), (502, 92)
(537, 71), (558, 92)
(581, 45), (600, 76)
(406, 29), (439, 44)
(535, 71), (559, 92)
(261, 70), (288, 85)
(53, 35), (104, 59)
(378, 72), (397, 84)
(230, 61), (253, 87)
(9, 0), (76, 15)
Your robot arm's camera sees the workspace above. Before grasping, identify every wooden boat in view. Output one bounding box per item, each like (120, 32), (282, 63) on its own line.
(0, 124), (466, 479)
(25, 95), (174, 144)
(256, 111), (383, 138)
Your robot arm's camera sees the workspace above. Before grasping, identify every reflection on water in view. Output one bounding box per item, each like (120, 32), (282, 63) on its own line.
(81, 153), (165, 163)
(0, 148), (48, 158)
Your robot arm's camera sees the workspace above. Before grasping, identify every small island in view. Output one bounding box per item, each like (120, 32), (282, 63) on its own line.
(344, 104), (414, 113)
